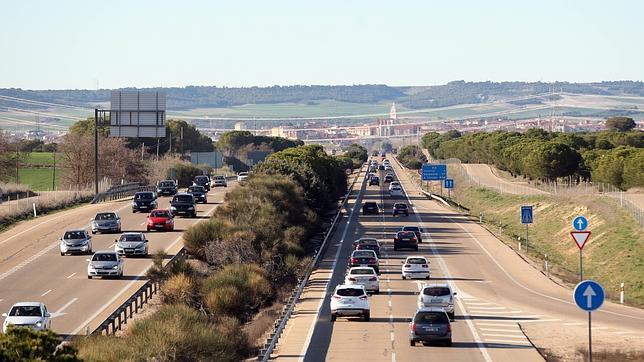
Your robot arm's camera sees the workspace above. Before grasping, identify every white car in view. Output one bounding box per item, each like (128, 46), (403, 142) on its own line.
(383, 159), (390, 165)
(345, 267), (380, 294)
(2, 302), (51, 334)
(59, 229), (92, 255)
(114, 232), (149, 257)
(390, 186), (403, 197)
(385, 165), (393, 171)
(237, 172), (249, 182)
(388, 181), (401, 191)
(401, 256), (430, 280)
(211, 175), (227, 187)
(418, 284), (457, 320)
(87, 251), (124, 279)
(330, 284), (370, 321)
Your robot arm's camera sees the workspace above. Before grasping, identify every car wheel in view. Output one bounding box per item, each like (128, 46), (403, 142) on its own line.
(414, 247), (419, 251)
(330, 313), (336, 322)
(426, 276), (430, 280)
(374, 289), (380, 294)
(449, 312), (455, 320)
(147, 227), (151, 232)
(363, 311), (370, 322)
(394, 246), (398, 251)
(446, 340), (452, 347)
(402, 275), (406, 280)
(60, 252), (65, 256)
(87, 275), (92, 279)
(410, 340), (415, 347)
(91, 231), (96, 235)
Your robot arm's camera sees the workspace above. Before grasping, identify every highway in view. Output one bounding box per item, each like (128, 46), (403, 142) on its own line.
(0, 183), (233, 336)
(272, 157), (644, 361)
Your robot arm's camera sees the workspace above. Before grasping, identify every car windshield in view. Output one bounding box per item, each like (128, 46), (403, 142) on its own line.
(173, 195), (193, 203)
(95, 213), (116, 220)
(238, 172), (248, 176)
(356, 238), (377, 245)
(364, 203), (377, 208)
(214, 176), (225, 180)
(336, 288), (365, 297)
(407, 258), (427, 264)
(9, 306), (42, 317)
(392, 187), (401, 191)
(415, 312), (448, 324)
(403, 226), (420, 232)
(353, 251), (376, 258)
(134, 193), (154, 200)
(398, 232), (415, 238)
(188, 186), (204, 192)
(150, 210), (170, 218)
(423, 287), (451, 297)
(195, 176), (208, 181)
(159, 181), (174, 187)
(394, 204), (407, 209)
(350, 269), (375, 275)
(120, 234), (144, 242)
(93, 253), (117, 262)
(63, 231), (85, 239)
(358, 244), (378, 250)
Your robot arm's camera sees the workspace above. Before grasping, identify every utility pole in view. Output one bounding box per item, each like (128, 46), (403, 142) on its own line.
(52, 151), (56, 191)
(169, 131), (172, 156)
(180, 126), (184, 158)
(94, 108), (99, 195)
(156, 138), (160, 161)
(15, 143), (19, 183)
(141, 142), (145, 161)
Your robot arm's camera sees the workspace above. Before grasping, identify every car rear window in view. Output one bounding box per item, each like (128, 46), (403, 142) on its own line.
(215, 176), (225, 180)
(350, 269), (375, 275)
(403, 226), (420, 232)
(394, 204), (407, 209)
(336, 288), (365, 297)
(407, 258), (426, 264)
(160, 181), (174, 187)
(397, 231), (415, 238)
(423, 287), (451, 297)
(364, 202), (377, 207)
(151, 210), (170, 218)
(353, 251), (376, 258)
(64, 231), (85, 239)
(9, 306), (42, 317)
(93, 253), (117, 262)
(188, 186), (204, 192)
(415, 312), (448, 323)
(356, 239), (377, 245)
(358, 244), (378, 250)
(120, 234), (144, 242)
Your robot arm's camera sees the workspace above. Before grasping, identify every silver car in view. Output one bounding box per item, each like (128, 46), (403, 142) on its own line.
(211, 175), (227, 187)
(87, 251), (124, 279)
(2, 302), (51, 334)
(91, 212), (122, 234)
(418, 284), (457, 320)
(114, 232), (148, 257)
(59, 229), (93, 255)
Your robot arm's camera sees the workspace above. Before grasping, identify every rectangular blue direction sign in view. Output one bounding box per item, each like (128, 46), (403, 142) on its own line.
(521, 205), (533, 224)
(421, 164), (447, 181)
(444, 179), (454, 189)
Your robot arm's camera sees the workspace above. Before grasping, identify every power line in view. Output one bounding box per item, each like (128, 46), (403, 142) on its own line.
(0, 94), (91, 111)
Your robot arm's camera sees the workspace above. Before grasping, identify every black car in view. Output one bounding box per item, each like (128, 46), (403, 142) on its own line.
(193, 175), (211, 191)
(362, 202), (379, 215)
(369, 176), (380, 186)
(186, 185), (207, 203)
(156, 180), (177, 196)
(378, 165), (385, 170)
(131, 191), (157, 213)
(170, 193), (197, 217)
(384, 174), (394, 183)
(401, 226), (423, 243)
(394, 231), (418, 251)
(393, 203), (409, 216)
(409, 308), (452, 346)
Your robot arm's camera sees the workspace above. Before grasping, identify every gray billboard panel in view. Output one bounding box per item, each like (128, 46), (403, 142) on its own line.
(191, 151), (224, 168)
(109, 91), (166, 138)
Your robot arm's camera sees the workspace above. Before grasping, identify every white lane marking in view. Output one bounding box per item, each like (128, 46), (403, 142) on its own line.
(564, 322), (585, 326)
(66, 272), (76, 279)
(614, 331), (635, 335)
(298, 173), (365, 361)
(0, 242), (59, 281)
(389, 331), (395, 341)
(467, 306), (506, 310)
(69, 199), (224, 336)
(41, 289), (52, 296)
(517, 319), (560, 323)
(480, 328), (522, 333)
(477, 322), (520, 327)
(396, 164), (492, 362)
(465, 302), (495, 306)
(388, 300), (392, 307)
(485, 340), (532, 345)
(50, 297), (78, 318)
(482, 333), (526, 338)
(0, 299), (4, 302)
(469, 310), (523, 314)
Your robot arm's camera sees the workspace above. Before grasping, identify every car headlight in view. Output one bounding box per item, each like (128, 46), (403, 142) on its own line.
(170, 206), (177, 210)
(188, 206), (194, 210)
(165, 220), (172, 224)
(36, 321), (42, 328)
(113, 265), (119, 270)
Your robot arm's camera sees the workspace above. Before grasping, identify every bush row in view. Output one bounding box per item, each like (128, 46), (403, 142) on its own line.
(396, 145), (427, 169)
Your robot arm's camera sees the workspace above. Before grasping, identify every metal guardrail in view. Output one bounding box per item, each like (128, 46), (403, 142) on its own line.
(91, 182), (155, 204)
(90, 249), (187, 336)
(256, 165), (364, 361)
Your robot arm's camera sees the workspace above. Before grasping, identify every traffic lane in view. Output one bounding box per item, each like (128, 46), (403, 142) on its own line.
(0, 185), (231, 334)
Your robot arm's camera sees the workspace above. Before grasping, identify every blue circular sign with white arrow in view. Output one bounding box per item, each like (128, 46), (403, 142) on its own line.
(572, 216), (588, 231)
(573, 280), (605, 312)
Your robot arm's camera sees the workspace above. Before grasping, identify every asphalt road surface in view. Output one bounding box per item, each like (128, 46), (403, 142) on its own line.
(0, 183), (233, 336)
(272, 158), (644, 362)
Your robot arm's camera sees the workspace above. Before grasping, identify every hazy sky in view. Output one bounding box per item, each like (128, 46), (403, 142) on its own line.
(1, 0), (642, 89)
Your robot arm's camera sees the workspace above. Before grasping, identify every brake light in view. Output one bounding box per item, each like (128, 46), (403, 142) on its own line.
(447, 323), (451, 332)
(332, 295), (341, 300)
(394, 237), (399, 242)
(411, 322), (416, 332)
(359, 295), (368, 300)
(348, 277), (356, 281)
(351, 258), (359, 263)
(368, 277), (377, 281)
(404, 264), (411, 268)
(422, 264), (428, 268)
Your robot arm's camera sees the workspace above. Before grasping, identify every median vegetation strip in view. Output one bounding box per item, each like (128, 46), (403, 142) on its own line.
(73, 144), (364, 360)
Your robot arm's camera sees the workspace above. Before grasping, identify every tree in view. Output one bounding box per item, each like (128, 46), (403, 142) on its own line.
(521, 142), (581, 182)
(345, 144), (368, 164)
(0, 326), (80, 361)
(591, 146), (637, 189)
(605, 117), (636, 132)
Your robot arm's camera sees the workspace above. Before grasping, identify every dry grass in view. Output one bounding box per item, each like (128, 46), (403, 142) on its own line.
(0, 190), (93, 229)
(0, 181), (31, 195)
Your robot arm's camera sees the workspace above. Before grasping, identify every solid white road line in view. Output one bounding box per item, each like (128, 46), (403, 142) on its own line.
(486, 340), (532, 345)
(480, 328), (522, 332)
(66, 272), (76, 279)
(467, 306), (506, 310)
(54, 298), (78, 316)
(469, 310), (523, 314)
(477, 322), (520, 327)
(41, 289), (52, 297)
(614, 331), (635, 335)
(564, 322), (585, 326)
(517, 319), (560, 323)
(482, 333), (526, 338)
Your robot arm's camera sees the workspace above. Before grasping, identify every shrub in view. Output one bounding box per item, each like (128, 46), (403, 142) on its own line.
(172, 162), (211, 187)
(183, 219), (230, 259)
(75, 305), (239, 361)
(162, 273), (195, 305)
(0, 327), (79, 361)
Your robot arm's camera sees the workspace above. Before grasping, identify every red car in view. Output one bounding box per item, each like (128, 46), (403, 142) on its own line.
(146, 209), (175, 232)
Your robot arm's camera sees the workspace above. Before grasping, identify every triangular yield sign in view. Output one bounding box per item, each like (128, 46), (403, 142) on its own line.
(571, 231), (591, 250)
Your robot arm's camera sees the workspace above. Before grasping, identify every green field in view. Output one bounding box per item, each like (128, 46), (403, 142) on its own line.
(24, 152), (56, 166)
(17, 168), (59, 191)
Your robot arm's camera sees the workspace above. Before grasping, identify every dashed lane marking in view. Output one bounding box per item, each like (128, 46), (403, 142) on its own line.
(482, 333), (527, 338)
(41, 289), (52, 296)
(66, 272), (76, 279)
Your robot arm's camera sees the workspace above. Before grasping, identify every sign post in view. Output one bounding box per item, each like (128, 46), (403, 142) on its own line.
(444, 178), (454, 199)
(574, 280), (605, 362)
(571, 216), (590, 281)
(520, 206), (533, 253)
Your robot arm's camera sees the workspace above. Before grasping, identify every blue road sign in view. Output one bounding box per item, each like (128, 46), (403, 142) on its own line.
(573, 216), (588, 231)
(444, 179), (454, 189)
(573, 280), (605, 312)
(421, 164), (447, 181)
(521, 205), (533, 224)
